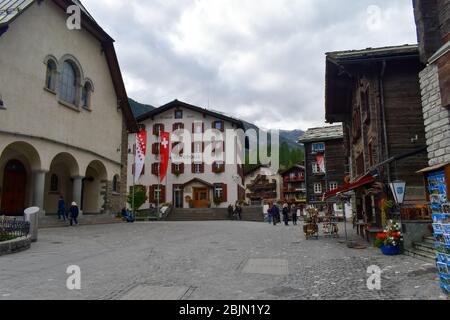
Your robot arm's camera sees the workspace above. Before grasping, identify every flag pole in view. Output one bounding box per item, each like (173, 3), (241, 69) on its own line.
(132, 139), (136, 215)
(157, 128), (161, 218)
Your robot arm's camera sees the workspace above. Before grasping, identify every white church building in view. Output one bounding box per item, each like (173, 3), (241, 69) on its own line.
(0, 0), (137, 218)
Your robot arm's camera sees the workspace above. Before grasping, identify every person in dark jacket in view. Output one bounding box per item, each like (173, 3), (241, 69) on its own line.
(282, 204), (290, 226)
(227, 204), (234, 220)
(69, 202), (79, 226)
(235, 203), (242, 221)
(121, 208), (135, 223)
(57, 195), (66, 221)
(272, 205), (280, 225)
(291, 205), (298, 226)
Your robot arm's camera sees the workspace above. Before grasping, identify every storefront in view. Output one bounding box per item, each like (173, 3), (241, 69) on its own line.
(418, 162), (450, 295)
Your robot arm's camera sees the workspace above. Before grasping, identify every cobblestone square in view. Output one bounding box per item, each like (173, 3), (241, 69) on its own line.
(0, 221), (447, 300)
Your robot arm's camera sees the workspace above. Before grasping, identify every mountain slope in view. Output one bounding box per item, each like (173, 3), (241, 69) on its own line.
(129, 98), (155, 118)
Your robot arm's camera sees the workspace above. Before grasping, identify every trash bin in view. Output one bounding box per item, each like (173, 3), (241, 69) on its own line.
(24, 207), (39, 242)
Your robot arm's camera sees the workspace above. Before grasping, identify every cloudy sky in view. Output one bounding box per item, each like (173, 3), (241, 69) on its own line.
(82, 0), (418, 131)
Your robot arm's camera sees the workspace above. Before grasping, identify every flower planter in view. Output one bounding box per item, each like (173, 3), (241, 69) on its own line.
(380, 245), (401, 256)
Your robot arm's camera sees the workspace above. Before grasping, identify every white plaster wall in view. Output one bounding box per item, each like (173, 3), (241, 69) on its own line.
(0, 1), (123, 166)
(127, 106), (244, 208)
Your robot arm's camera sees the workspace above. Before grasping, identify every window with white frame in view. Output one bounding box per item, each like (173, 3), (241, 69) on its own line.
(175, 110), (183, 119)
(45, 59), (57, 92)
(214, 185), (223, 200)
(194, 163), (202, 173)
(194, 142), (202, 153)
(154, 186), (161, 200)
(312, 142), (325, 152)
(59, 61), (79, 105)
(314, 183), (322, 194)
(312, 162), (324, 174)
(329, 182), (338, 191)
(194, 122), (203, 134)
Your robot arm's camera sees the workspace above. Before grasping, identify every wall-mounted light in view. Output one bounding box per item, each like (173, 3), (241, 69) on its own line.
(0, 94), (4, 108)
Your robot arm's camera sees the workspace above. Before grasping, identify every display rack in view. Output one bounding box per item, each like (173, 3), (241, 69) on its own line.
(323, 215), (339, 238)
(427, 170), (450, 295)
(303, 208), (319, 240)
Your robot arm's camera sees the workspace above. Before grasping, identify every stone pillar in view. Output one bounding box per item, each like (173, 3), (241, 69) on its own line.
(32, 170), (47, 218)
(72, 176), (84, 217)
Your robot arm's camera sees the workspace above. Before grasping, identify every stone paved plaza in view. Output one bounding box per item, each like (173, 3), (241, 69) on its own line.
(0, 221), (447, 300)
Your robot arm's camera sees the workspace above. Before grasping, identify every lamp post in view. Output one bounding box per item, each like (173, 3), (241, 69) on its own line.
(389, 180), (406, 229)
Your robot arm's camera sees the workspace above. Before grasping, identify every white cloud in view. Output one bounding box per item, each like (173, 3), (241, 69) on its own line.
(82, 0), (417, 130)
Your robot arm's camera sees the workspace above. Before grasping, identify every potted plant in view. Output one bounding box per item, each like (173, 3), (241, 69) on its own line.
(213, 196), (222, 207)
(374, 220), (403, 256)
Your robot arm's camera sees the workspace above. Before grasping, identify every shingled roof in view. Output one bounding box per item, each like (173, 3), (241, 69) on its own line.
(0, 0), (138, 132)
(298, 125), (343, 143)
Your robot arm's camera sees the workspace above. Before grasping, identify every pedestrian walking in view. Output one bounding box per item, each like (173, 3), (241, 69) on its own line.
(272, 204), (280, 225)
(282, 204), (289, 226)
(267, 204), (273, 224)
(291, 205), (298, 226)
(235, 203), (242, 221)
(69, 202), (79, 226)
(227, 204), (234, 220)
(57, 195), (66, 221)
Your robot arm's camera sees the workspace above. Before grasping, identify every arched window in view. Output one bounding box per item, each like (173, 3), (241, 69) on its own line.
(45, 60), (57, 92)
(59, 61), (78, 105)
(50, 174), (59, 192)
(112, 175), (119, 193)
(81, 82), (92, 109)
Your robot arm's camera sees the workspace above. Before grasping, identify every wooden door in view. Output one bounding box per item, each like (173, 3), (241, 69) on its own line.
(193, 188), (209, 208)
(1, 160), (27, 216)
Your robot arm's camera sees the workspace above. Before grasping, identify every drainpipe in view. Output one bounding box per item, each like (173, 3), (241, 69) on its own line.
(379, 60), (391, 185)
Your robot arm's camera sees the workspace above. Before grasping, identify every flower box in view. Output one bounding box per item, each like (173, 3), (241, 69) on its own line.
(380, 245), (400, 256)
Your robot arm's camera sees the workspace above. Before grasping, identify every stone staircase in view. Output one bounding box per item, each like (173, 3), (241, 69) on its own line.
(404, 236), (437, 264)
(166, 207), (265, 222)
(39, 213), (122, 228)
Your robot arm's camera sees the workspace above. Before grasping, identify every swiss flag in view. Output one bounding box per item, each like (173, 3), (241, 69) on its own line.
(159, 132), (170, 183)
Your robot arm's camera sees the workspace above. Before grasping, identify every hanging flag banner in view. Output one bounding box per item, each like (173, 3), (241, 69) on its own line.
(134, 129), (147, 183)
(159, 131), (170, 183)
(316, 154), (325, 173)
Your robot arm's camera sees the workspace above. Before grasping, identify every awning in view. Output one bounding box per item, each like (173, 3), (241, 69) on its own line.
(416, 161), (450, 174)
(323, 175), (376, 200)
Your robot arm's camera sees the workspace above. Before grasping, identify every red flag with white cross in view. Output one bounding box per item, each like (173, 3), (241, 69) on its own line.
(135, 129), (147, 183)
(159, 132), (170, 183)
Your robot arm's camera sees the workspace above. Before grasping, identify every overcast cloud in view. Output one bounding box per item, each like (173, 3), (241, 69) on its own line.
(82, 0), (417, 130)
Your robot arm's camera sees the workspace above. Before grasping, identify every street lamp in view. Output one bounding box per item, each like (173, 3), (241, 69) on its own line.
(389, 180), (406, 228)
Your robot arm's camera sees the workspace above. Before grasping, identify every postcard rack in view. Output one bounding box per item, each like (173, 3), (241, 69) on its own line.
(428, 170), (450, 295)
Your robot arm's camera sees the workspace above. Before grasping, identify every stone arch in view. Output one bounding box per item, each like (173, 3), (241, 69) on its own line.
(0, 141), (42, 215)
(44, 153), (80, 214)
(82, 160), (108, 214)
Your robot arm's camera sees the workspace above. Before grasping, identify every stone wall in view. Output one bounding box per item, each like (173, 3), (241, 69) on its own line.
(0, 236), (31, 256)
(419, 64), (450, 166)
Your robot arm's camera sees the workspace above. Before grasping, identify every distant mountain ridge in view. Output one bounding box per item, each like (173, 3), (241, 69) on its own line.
(129, 98), (304, 148)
